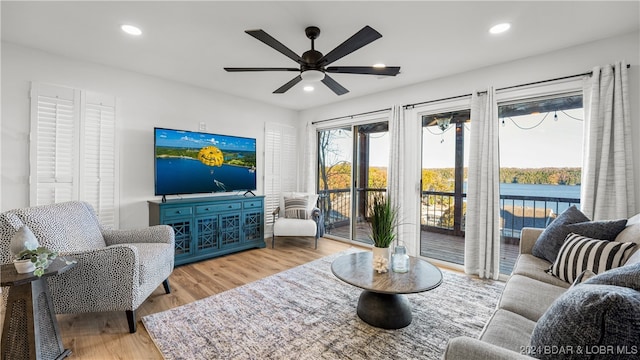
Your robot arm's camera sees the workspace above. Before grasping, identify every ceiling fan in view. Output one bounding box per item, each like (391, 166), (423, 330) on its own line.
(224, 25), (401, 95)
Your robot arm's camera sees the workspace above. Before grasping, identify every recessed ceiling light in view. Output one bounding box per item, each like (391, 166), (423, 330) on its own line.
(121, 24), (142, 36)
(373, 63), (386, 68)
(489, 23), (510, 34)
(303, 85), (314, 92)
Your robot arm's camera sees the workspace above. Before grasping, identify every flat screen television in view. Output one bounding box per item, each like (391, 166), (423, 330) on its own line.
(154, 127), (256, 198)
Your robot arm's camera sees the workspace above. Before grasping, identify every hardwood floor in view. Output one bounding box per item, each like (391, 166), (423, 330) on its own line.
(56, 237), (357, 359)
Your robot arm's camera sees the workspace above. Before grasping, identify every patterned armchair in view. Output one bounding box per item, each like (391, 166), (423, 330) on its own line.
(0, 201), (174, 333)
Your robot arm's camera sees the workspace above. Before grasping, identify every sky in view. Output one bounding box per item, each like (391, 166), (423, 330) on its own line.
(323, 108), (584, 169)
(155, 128), (256, 151)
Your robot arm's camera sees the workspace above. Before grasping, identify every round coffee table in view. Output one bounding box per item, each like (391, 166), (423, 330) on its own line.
(331, 251), (442, 329)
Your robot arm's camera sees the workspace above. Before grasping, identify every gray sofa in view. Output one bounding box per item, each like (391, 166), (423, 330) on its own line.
(444, 213), (640, 359)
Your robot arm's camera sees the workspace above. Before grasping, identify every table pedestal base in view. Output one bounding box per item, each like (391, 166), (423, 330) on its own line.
(356, 290), (412, 329)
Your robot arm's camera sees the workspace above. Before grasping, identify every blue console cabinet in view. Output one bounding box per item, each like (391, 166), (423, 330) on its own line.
(148, 196), (265, 266)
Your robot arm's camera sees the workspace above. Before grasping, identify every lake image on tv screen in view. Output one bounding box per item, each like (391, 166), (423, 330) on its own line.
(155, 129), (256, 195)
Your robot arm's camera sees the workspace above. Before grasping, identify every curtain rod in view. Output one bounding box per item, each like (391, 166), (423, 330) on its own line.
(311, 107), (391, 125)
(404, 63), (631, 108)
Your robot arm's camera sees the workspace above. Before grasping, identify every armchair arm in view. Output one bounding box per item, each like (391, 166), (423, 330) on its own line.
(519, 227), (544, 255)
(49, 245), (141, 313)
(103, 225), (174, 246)
(311, 207), (321, 221)
(443, 337), (532, 360)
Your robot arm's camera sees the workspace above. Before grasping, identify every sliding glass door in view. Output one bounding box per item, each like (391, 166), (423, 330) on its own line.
(317, 121), (389, 245)
(420, 110), (470, 264)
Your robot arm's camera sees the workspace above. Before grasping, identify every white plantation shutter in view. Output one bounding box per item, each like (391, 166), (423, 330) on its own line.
(30, 84), (80, 205)
(80, 92), (118, 228)
(30, 83), (119, 228)
(264, 123), (297, 226)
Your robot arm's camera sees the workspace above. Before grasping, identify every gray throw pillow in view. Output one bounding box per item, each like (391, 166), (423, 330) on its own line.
(564, 218), (627, 241)
(532, 206), (590, 263)
(583, 262), (640, 291)
(529, 284), (640, 360)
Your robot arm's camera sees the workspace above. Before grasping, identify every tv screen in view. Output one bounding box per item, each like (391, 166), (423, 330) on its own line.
(154, 127), (257, 196)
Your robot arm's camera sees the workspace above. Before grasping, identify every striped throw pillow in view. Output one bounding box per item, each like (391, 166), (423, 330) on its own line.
(284, 197), (308, 219)
(548, 233), (637, 283)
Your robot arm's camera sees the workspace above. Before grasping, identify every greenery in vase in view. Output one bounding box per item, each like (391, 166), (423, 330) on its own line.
(15, 247), (58, 277)
(369, 196), (397, 248)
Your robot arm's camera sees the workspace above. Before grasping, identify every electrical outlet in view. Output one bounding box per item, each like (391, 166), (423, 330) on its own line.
(199, 122), (206, 131)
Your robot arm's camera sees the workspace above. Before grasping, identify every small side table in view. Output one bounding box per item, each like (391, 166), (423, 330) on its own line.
(1, 257), (76, 360)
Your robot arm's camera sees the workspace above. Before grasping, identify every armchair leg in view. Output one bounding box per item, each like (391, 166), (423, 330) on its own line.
(315, 237), (318, 249)
(272, 236), (276, 248)
(163, 279), (172, 294)
(126, 310), (136, 333)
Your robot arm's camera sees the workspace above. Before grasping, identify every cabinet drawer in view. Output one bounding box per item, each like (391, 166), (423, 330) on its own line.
(162, 206), (193, 218)
(196, 202), (241, 214)
(243, 200), (263, 209)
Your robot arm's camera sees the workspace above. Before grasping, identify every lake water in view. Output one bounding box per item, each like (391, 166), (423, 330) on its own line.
(497, 183), (581, 235)
(499, 183), (581, 199)
(155, 157), (256, 195)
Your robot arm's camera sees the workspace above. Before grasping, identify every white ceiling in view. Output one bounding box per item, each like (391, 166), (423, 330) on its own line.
(2, 1), (639, 111)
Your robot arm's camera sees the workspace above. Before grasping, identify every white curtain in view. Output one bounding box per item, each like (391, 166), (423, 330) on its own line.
(303, 122), (317, 194)
(581, 62), (636, 220)
(465, 88), (501, 280)
(388, 105), (406, 247)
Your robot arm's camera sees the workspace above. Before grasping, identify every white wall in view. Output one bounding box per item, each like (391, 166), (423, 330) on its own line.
(299, 31), (640, 255)
(1, 42), (298, 229)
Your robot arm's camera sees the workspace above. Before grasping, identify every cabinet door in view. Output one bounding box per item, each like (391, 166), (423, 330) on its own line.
(195, 216), (220, 253)
(219, 212), (242, 248)
(164, 218), (194, 260)
(243, 210), (263, 243)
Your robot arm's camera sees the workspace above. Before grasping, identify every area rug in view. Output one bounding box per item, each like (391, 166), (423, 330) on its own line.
(143, 249), (504, 359)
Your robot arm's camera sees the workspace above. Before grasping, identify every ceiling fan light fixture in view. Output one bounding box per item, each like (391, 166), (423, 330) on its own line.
(301, 70), (325, 83)
(373, 63), (386, 68)
(303, 85), (315, 92)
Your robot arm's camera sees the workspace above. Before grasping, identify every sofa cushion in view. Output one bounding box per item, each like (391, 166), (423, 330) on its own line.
(548, 233), (636, 283)
(479, 309), (536, 353)
(273, 218), (317, 237)
(583, 262), (640, 291)
(531, 206), (589, 263)
(511, 254), (570, 288)
(498, 275), (567, 322)
(530, 284), (640, 360)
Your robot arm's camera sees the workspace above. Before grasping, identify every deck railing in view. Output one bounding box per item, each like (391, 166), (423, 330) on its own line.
(318, 188), (580, 240)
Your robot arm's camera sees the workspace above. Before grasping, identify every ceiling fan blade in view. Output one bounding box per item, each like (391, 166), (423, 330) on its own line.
(273, 75), (303, 94)
(321, 74), (349, 96)
(246, 29), (304, 65)
(224, 67), (299, 72)
(326, 66), (401, 76)
(318, 26), (382, 67)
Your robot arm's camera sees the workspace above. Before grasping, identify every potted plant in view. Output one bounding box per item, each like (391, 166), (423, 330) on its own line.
(369, 195), (397, 271)
(14, 247), (58, 276)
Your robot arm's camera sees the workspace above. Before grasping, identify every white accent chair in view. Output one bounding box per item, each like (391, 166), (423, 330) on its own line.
(272, 192), (321, 249)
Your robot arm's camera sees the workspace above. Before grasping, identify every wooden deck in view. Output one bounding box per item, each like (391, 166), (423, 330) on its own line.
(325, 223), (519, 274)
